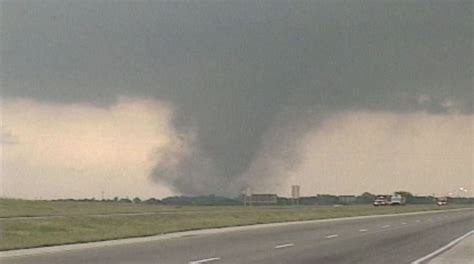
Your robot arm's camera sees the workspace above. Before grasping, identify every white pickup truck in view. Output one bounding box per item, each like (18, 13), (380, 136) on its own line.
(389, 194), (406, 205)
(373, 194), (406, 206)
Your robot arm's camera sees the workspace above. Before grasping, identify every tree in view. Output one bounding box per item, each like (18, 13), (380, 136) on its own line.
(133, 197), (142, 204)
(144, 198), (162, 204)
(119, 198), (132, 203)
(357, 192), (376, 204)
(316, 194), (338, 205)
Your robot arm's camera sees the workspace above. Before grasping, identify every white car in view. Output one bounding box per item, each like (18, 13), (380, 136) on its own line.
(373, 196), (388, 206)
(436, 197), (448, 206)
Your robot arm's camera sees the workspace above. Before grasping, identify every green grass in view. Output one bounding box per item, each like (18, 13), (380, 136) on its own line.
(0, 199), (471, 251)
(0, 199), (208, 218)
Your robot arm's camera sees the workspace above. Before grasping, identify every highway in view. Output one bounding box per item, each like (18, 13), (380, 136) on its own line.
(2, 209), (472, 264)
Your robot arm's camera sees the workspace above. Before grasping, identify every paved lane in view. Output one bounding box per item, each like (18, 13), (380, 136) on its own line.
(2, 209), (472, 264)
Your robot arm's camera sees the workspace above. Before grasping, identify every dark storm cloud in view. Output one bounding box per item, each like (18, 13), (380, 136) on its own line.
(1, 0), (472, 195)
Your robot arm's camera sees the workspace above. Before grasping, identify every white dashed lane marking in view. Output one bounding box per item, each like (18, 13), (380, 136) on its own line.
(189, 257), (221, 264)
(359, 229), (368, 232)
(325, 234), (339, 239)
(274, 243), (294, 249)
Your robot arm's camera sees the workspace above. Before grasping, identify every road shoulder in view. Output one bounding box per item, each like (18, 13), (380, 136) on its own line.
(427, 232), (474, 264)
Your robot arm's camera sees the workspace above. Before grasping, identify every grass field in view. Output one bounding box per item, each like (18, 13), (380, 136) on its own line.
(0, 199), (210, 218)
(0, 199), (471, 251)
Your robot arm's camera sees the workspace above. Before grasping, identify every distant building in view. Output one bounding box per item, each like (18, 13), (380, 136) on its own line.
(338, 195), (356, 204)
(244, 194), (278, 206)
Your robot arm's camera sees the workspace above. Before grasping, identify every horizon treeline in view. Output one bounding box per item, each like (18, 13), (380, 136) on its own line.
(47, 192), (474, 206)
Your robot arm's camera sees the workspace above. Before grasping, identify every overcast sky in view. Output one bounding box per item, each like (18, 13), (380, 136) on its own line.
(1, 0), (472, 199)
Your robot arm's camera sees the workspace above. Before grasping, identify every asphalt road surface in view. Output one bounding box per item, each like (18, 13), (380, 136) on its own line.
(2, 209), (473, 264)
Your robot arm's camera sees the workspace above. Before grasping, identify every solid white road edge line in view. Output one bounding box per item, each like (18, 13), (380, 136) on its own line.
(410, 230), (474, 264)
(189, 257), (221, 264)
(325, 234), (339, 239)
(274, 243), (294, 249)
